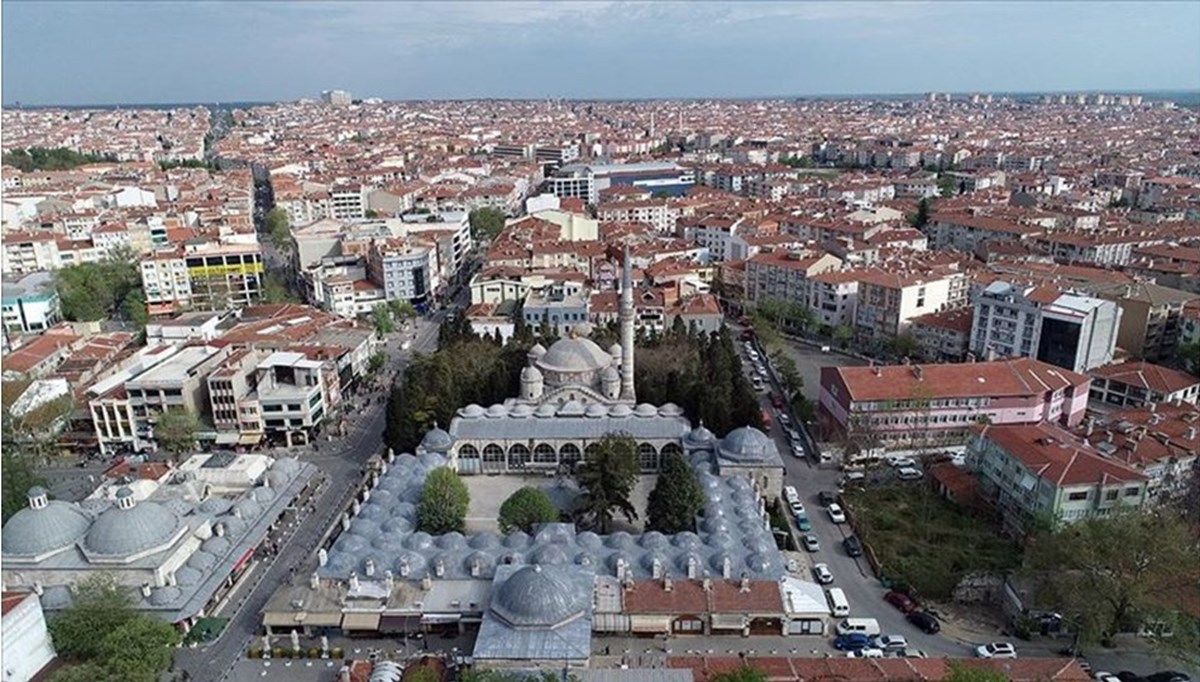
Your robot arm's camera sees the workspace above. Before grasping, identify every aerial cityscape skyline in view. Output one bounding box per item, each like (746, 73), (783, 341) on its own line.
(3, 0), (1200, 105)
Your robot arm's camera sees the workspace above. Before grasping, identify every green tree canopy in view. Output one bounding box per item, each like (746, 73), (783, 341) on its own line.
(265, 207), (292, 250)
(94, 615), (180, 680)
(938, 174), (958, 197)
(48, 574), (139, 661)
(468, 207), (506, 241)
(709, 666), (768, 682)
(2, 451), (46, 523)
(907, 197), (933, 228)
(498, 487), (560, 534)
(153, 409), (199, 456)
(416, 467), (470, 534)
(944, 662), (1010, 682)
(3, 147), (116, 172)
(54, 253), (143, 323)
(888, 333), (921, 360)
(373, 303), (396, 337)
(1023, 510), (1200, 660)
(646, 451), (705, 533)
(575, 433), (640, 533)
(261, 273), (299, 304)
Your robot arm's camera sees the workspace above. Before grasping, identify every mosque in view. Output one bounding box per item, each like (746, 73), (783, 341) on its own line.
(260, 251), (806, 671)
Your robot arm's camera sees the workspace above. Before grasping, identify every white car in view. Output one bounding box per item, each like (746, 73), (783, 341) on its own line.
(1093, 674), (1120, 682)
(894, 648), (928, 658)
(784, 485), (799, 503)
(802, 534), (820, 552)
(896, 467), (923, 481)
(846, 648), (884, 658)
(791, 444), (805, 459)
(827, 504), (846, 523)
(975, 642), (1017, 659)
(812, 563), (833, 584)
(789, 500), (806, 516)
(871, 635), (909, 651)
(886, 455), (916, 468)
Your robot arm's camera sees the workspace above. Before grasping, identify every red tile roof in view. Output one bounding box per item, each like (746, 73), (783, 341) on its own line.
(1090, 360), (1200, 395)
(979, 422), (1147, 487)
(833, 357), (1088, 402)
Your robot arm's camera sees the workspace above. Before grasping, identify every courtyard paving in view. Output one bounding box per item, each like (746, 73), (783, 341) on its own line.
(462, 472), (658, 533)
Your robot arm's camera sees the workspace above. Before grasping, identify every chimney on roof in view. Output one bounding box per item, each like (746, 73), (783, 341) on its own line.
(912, 365), (923, 381)
(1085, 417), (1095, 437)
(1150, 402), (1158, 413)
(702, 578), (712, 592)
(664, 575), (673, 592)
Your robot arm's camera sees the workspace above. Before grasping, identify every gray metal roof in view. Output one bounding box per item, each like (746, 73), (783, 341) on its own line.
(319, 430), (785, 585)
(537, 337), (613, 374)
(1, 499), (91, 558)
(449, 408), (691, 442)
(473, 563), (595, 662)
(84, 498), (185, 557)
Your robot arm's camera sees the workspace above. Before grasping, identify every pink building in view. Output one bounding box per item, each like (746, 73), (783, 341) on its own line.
(818, 357), (1090, 449)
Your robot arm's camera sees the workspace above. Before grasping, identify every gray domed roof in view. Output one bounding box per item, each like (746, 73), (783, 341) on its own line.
(460, 404), (485, 419)
(2, 500), (90, 557)
(420, 426), (453, 453)
(509, 404), (533, 418)
(491, 565), (585, 629)
(148, 586), (182, 606)
(273, 457), (301, 477)
(520, 366), (543, 381)
(601, 365), (619, 381)
(537, 337), (612, 373)
(558, 400), (586, 417)
(608, 343), (622, 357)
(718, 426), (775, 463)
(84, 498), (183, 557)
(200, 498), (232, 515)
(485, 404), (507, 418)
(188, 549), (217, 570)
(609, 404), (633, 418)
(658, 403), (684, 417)
(528, 343), (547, 358)
(534, 403), (557, 418)
(585, 403), (608, 418)
(202, 536), (231, 555)
(634, 403), (658, 417)
(175, 566), (203, 586)
(686, 423), (717, 447)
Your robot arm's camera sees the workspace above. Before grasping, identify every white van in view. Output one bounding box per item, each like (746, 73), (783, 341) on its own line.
(826, 588), (850, 617)
(835, 618), (881, 637)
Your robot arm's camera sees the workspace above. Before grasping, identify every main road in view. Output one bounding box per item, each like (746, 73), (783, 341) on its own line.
(174, 317), (441, 682)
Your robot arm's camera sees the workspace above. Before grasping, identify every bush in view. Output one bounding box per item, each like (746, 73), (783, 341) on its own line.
(331, 647), (345, 659)
(247, 647), (262, 659)
(272, 647), (283, 659)
(308, 647), (320, 659)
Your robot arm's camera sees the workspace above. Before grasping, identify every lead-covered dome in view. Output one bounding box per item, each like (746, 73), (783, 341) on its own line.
(491, 565), (585, 629)
(2, 488), (90, 558)
(84, 488), (183, 557)
(718, 426), (774, 463)
(537, 337), (613, 374)
(420, 426), (453, 453)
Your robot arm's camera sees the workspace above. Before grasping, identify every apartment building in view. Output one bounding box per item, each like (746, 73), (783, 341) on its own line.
(1089, 281), (1198, 362)
(366, 238), (437, 304)
(744, 251), (842, 309)
(2, 233), (60, 275)
(1029, 232), (1134, 267)
(546, 162), (693, 204)
(1, 272), (61, 335)
(909, 307), (973, 362)
(254, 351), (326, 447)
(330, 185), (366, 221)
(925, 213), (1041, 252)
(141, 244), (265, 314)
(1082, 403), (1200, 505)
(969, 422), (1147, 532)
(854, 269), (968, 341)
(806, 270), (860, 329)
(1088, 360), (1200, 409)
(207, 348), (267, 445)
(818, 357), (1091, 449)
(597, 199), (674, 233)
(523, 286), (590, 335)
(682, 217), (747, 262)
(970, 281), (1121, 373)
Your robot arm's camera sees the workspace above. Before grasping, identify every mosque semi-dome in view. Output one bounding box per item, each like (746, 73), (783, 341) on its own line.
(717, 426), (775, 463)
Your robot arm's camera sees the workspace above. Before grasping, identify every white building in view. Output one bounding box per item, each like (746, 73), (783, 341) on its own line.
(1, 271), (61, 335)
(1, 591), (57, 682)
(971, 282), (1121, 374)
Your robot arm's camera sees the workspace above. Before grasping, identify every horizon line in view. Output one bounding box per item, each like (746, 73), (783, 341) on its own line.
(5, 88), (1199, 110)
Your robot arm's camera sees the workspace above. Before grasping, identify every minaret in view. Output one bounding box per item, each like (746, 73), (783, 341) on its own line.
(619, 245), (636, 401)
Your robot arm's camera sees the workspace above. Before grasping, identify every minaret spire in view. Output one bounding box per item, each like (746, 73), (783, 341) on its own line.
(619, 244), (636, 402)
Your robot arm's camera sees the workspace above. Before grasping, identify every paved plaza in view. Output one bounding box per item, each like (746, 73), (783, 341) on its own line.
(462, 471), (658, 533)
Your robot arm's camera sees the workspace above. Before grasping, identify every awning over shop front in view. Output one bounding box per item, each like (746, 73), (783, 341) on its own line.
(263, 611), (299, 628)
(419, 614), (461, 625)
(239, 433), (263, 445)
(304, 611), (344, 627)
(710, 614), (748, 630)
(215, 432), (240, 445)
(629, 615), (672, 633)
(341, 612), (382, 630)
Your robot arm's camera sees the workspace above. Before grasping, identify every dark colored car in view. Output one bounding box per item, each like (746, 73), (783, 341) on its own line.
(1147, 673), (1191, 682)
(1117, 674), (1148, 682)
(818, 490), (837, 507)
(906, 610), (941, 634)
(884, 590), (919, 613)
(770, 393), (784, 409)
(833, 633), (871, 651)
(843, 536), (863, 557)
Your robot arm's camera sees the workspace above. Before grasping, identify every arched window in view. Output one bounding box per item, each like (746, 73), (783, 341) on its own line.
(458, 444), (480, 475)
(660, 442), (683, 460)
(533, 443), (557, 465)
(639, 443), (659, 471)
(560, 443), (582, 467)
(508, 443), (530, 470)
(482, 444), (505, 473)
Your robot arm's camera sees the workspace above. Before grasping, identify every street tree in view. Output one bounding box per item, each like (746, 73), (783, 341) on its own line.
(372, 303), (396, 337)
(153, 409), (199, 457)
(938, 174), (958, 197)
(498, 487), (560, 534)
(416, 467), (470, 534)
(48, 573), (139, 661)
(95, 614), (180, 681)
(832, 324), (853, 348)
(265, 207), (292, 250)
(888, 333), (921, 360)
(1023, 510), (1200, 659)
(468, 207), (506, 241)
(1, 451), (45, 523)
(575, 433), (640, 533)
(944, 662), (1009, 682)
(647, 451), (704, 533)
(907, 197), (933, 228)
(709, 666), (768, 682)
(388, 299), (417, 320)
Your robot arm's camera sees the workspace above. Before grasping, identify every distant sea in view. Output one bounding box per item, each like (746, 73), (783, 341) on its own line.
(3, 90), (1198, 109)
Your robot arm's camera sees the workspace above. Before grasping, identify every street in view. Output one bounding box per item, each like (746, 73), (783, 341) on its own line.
(172, 317), (441, 682)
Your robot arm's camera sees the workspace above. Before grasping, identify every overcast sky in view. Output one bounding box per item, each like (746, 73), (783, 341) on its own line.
(3, 1), (1199, 105)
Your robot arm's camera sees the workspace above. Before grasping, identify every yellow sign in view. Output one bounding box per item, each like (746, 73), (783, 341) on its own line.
(188, 263), (264, 277)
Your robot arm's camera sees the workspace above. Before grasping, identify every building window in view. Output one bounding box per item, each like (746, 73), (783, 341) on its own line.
(508, 444), (530, 469)
(560, 443), (582, 467)
(1067, 491), (1088, 502)
(533, 443), (557, 465)
(639, 443), (658, 471)
(1124, 487), (1141, 497)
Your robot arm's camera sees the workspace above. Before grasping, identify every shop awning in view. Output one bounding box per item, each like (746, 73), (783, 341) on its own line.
(238, 433), (263, 445)
(304, 611), (344, 627)
(215, 432), (240, 445)
(629, 615), (672, 633)
(710, 614), (748, 630)
(419, 614), (461, 625)
(341, 612), (381, 630)
(263, 611), (299, 627)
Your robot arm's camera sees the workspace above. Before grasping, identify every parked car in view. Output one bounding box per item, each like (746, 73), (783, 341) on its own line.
(896, 467), (923, 481)
(812, 563), (834, 584)
(894, 648), (928, 658)
(886, 455), (916, 468)
(789, 499), (806, 516)
(846, 648), (884, 658)
(832, 632), (870, 651)
(791, 444), (805, 459)
(975, 642), (1017, 659)
(784, 485), (799, 503)
(771, 393), (784, 409)
(871, 635), (909, 651)
(1146, 673), (1191, 682)
(1093, 674), (1121, 682)
(795, 514), (812, 531)
(802, 534), (820, 552)
(827, 504), (846, 523)
(906, 610), (941, 634)
(884, 590), (918, 613)
(1116, 674), (1147, 682)
(843, 536), (863, 557)
(818, 491), (837, 507)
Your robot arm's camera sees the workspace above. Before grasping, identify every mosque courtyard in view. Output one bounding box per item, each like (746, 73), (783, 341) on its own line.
(462, 471), (659, 534)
